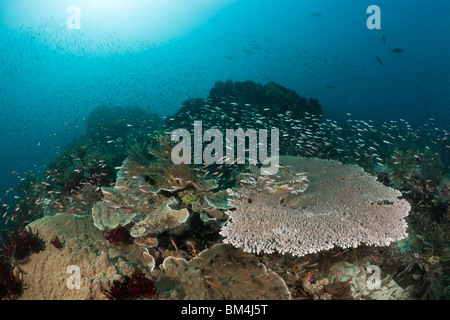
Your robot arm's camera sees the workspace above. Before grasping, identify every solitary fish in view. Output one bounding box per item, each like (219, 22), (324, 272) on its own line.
(382, 35), (386, 43)
(375, 56), (384, 66)
(310, 13), (322, 17)
(392, 48), (405, 53)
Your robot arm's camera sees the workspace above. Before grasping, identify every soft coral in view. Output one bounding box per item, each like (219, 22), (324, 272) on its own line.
(104, 226), (132, 244)
(0, 258), (22, 299)
(103, 271), (156, 300)
(128, 271), (156, 297)
(2, 226), (44, 260)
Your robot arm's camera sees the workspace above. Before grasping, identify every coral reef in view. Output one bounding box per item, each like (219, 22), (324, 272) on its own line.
(165, 80), (322, 156)
(91, 157), (191, 234)
(125, 135), (199, 193)
(3, 80), (448, 301)
(47, 140), (116, 197)
(433, 177), (449, 210)
(220, 156), (410, 256)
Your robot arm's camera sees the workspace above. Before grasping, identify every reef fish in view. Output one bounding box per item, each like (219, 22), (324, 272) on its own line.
(392, 48), (405, 53)
(375, 56), (384, 66)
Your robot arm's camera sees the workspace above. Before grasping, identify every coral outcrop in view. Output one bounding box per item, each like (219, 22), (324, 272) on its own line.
(18, 214), (146, 300)
(220, 156), (410, 257)
(91, 158), (191, 235)
(154, 243), (291, 300)
(165, 80), (322, 156)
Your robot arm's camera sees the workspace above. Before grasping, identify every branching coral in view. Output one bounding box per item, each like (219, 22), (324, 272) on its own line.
(387, 148), (421, 189)
(123, 135), (218, 194)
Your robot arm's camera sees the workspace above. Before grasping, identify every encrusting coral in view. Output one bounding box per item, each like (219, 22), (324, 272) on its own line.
(220, 156), (410, 257)
(17, 214), (146, 299)
(155, 243), (291, 300)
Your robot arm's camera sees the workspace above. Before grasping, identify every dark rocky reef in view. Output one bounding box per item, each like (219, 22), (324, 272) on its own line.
(208, 80), (322, 119)
(165, 80), (322, 156)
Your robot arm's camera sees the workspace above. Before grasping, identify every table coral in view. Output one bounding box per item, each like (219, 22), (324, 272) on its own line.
(220, 156), (410, 257)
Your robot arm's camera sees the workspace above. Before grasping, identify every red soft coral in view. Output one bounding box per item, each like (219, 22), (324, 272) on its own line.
(103, 271), (156, 300)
